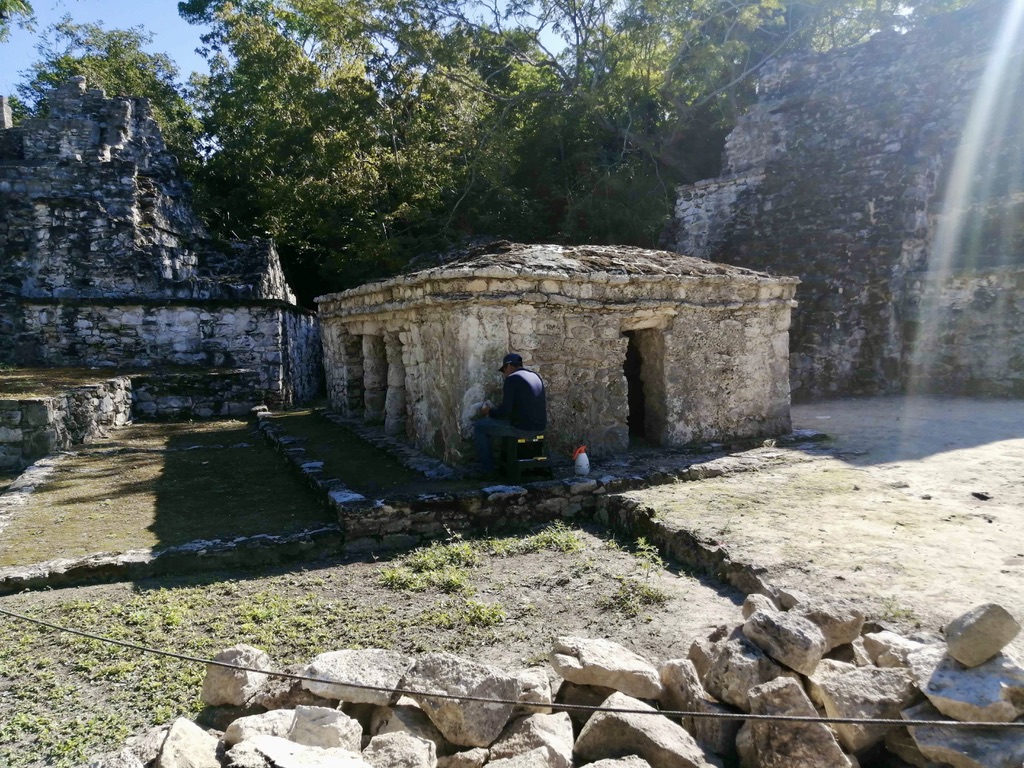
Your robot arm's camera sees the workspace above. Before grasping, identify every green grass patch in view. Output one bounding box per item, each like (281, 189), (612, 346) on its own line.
(265, 410), (483, 496)
(598, 576), (670, 617)
(480, 521), (586, 556)
(419, 598), (508, 629)
(0, 421), (334, 567)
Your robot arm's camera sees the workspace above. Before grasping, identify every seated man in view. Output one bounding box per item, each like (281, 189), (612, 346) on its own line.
(473, 353), (547, 475)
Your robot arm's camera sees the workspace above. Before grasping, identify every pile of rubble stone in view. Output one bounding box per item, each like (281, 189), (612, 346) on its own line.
(89, 598), (1024, 768)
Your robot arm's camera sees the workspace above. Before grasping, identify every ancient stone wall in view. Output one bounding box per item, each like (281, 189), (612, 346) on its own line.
(665, 0), (1024, 399)
(0, 376), (132, 470)
(319, 244), (797, 464)
(0, 78), (322, 406)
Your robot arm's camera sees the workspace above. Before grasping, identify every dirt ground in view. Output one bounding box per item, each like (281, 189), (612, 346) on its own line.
(624, 395), (1024, 658)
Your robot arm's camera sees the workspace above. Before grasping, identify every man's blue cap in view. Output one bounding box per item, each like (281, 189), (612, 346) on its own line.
(499, 353), (523, 370)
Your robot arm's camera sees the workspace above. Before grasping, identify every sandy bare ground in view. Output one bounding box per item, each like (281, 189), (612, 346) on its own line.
(622, 396), (1024, 657)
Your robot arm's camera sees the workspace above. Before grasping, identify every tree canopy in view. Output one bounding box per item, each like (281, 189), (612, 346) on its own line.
(4, 0), (974, 302)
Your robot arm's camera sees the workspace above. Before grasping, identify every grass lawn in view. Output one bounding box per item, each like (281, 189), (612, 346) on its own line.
(266, 410), (481, 496)
(0, 421), (335, 567)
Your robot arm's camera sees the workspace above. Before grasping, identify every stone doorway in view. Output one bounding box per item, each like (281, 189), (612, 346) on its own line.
(623, 331), (647, 440)
(622, 329), (667, 446)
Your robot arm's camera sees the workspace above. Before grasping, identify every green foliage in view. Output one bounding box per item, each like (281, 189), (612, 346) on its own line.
(599, 576), (670, 617)
(0, 0), (32, 43)
(15, 19), (200, 171)
(482, 521), (586, 556)
(419, 598), (507, 628)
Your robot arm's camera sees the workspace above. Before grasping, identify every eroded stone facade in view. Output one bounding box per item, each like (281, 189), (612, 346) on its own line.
(665, 0), (1024, 399)
(318, 243), (797, 464)
(0, 78), (322, 406)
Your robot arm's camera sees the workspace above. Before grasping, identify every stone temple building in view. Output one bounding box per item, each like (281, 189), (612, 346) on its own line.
(0, 77), (321, 408)
(665, 0), (1024, 400)
(317, 242), (798, 464)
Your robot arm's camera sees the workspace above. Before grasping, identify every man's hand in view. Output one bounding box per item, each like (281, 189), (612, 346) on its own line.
(479, 403), (491, 417)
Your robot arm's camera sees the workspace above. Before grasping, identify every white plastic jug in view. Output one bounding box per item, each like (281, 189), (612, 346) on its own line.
(573, 446), (590, 476)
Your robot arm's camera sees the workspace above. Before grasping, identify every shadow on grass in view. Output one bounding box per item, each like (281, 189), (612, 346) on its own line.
(149, 423), (337, 548)
(0, 421), (336, 567)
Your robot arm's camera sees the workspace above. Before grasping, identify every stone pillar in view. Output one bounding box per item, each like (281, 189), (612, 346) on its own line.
(342, 333), (364, 417)
(384, 332), (407, 437)
(362, 334), (387, 424)
(1, 97), (12, 130)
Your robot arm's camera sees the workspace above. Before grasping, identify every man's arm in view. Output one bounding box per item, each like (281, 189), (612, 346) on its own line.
(488, 376), (519, 420)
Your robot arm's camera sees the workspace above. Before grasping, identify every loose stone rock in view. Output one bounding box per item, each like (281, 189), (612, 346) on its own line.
(809, 663), (920, 751)
(224, 710), (296, 746)
(154, 718), (220, 768)
(741, 594), (778, 620)
(371, 696), (450, 755)
(744, 677), (853, 768)
(573, 691), (722, 768)
(701, 635), (791, 711)
(403, 652), (521, 748)
(797, 599), (865, 652)
(514, 668), (554, 715)
(659, 658), (741, 757)
(486, 747), (557, 768)
(945, 603), (1022, 669)
(903, 700), (1024, 768)
(863, 631), (930, 668)
(489, 713), (573, 768)
(550, 637), (663, 700)
(363, 732), (438, 768)
(201, 645), (274, 707)
(288, 705), (363, 751)
(743, 609), (827, 676)
(225, 734), (370, 768)
(301, 649), (415, 705)
(907, 646), (1024, 723)
(436, 748), (489, 768)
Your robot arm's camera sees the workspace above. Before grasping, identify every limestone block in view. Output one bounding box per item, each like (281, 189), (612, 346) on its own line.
(884, 727), (947, 768)
(200, 645), (274, 706)
(514, 667), (553, 715)
(370, 696), (450, 756)
(660, 658), (742, 757)
(863, 631), (929, 668)
(489, 713), (573, 768)
(301, 649), (415, 705)
(404, 652), (521, 748)
(797, 600), (865, 652)
(908, 645), (1024, 723)
(436, 748), (489, 768)
(701, 635), (791, 712)
(154, 718), (220, 768)
(903, 700), (1024, 768)
(224, 709), (296, 746)
(741, 594), (778, 620)
(945, 603), (1021, 668)
(288, 705), (362, 751)
(573, 692), (722, 768)
(363, 732), (437, 768)
(744, 677), (853, 768)
(804, 659), (857, 709)
(0, 426), (24, 443)
(549, 636), (663, 700)
(579, 758), (652, 768)
(554, 682), (616, 730)
(226, 735), (370, 768)
(809, 663), (920, 751)
(743, 609), (826, 675)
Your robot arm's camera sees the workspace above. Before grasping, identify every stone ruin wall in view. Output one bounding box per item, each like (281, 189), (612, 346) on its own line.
(665, 0), (1024, 399)
(319, 251), (796, 464)
(0, 78), (322, 407)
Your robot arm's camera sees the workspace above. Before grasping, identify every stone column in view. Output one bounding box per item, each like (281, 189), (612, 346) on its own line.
(1, 97), (13, 130)
(384, 332), (407, 437)
(342, 333), (365, 417)
(362, 334), (387, 424)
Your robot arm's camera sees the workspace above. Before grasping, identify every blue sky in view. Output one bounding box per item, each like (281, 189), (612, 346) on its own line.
(1, 0), (210, 96)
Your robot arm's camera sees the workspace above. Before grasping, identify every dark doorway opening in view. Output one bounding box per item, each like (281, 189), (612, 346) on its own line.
(623, 331), (646, 439)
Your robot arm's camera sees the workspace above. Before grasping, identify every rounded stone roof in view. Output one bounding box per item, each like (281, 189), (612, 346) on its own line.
(403, 241), (771, 279)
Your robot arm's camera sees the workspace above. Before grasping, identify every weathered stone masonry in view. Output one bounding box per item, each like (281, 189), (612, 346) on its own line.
(0, 78), (322, 406)
(666, 0), (1024, 399)
(318, 243), (797, 464)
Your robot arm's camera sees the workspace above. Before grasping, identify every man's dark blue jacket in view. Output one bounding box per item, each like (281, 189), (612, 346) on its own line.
(490, 369), (547, 431)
